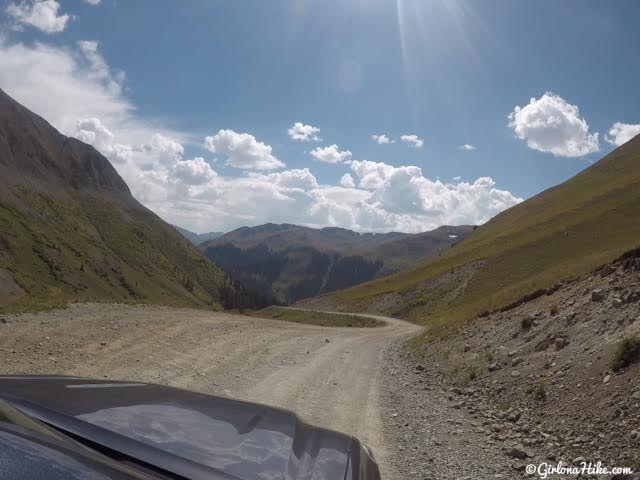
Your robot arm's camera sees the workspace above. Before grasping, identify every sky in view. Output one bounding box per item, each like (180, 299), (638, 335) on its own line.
(1, 0), (639, 233)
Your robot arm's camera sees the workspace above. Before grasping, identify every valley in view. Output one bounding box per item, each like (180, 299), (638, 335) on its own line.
(1, 76), (639, 479)
(200, 223), (473, 304)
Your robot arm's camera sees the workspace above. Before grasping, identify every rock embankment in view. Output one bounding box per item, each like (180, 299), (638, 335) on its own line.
(383, 251), (640, 479)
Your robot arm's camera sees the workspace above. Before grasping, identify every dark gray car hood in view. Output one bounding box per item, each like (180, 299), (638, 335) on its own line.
(0, 376), (377, 480)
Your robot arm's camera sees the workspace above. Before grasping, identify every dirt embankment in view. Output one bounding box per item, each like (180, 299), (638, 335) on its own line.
(393, 252), (640, 478)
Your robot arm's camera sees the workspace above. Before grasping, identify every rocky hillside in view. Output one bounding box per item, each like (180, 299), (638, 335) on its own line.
(305, 134), (640, 339)
(389, 248), (640, 477)
(200, 223), (473, 304)
(0, 88), (242, 312)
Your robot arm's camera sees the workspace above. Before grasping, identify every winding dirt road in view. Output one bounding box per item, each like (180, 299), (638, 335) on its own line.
(0, 303), (421, 478)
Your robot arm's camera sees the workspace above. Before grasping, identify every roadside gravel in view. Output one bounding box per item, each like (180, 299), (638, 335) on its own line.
(380, 341), (513, 480)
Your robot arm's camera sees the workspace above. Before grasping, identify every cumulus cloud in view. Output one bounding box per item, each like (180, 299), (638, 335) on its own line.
(143, 157), (521, 233)
(0, 38), (157, 147)
(263, 168), (318, 190)
(400, 134), (424, 148)
(605, 122), (640, 147)
(172, 157), (217, 185)
(204, 129), (284, 170)
(6, 0), (70, 33)
(347, 160), (521, 227)
(310, 144), (352, 164)
(74, 125), (522, 233)
(508, 92), (599, 158)
(71, 120), (521, 233)
(0, 36), (521, 234)
(458, 144), (476, 151)
(372, 134), (394, 144)
(287, 122), (321, 142)
(340, 173), (356, 188)
(76, 117), (114, 149)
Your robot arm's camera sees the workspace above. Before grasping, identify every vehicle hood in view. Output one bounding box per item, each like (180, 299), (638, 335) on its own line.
(0, 376), (363, 480)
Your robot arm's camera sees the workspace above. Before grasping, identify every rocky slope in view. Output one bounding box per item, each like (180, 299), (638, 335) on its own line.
(387, 249), (640, 478)
(0, 88), (241, 311)
(200, 223), (473, 304)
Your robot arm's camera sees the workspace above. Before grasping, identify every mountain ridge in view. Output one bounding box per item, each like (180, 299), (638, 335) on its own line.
(0, 88), (242, 312)
(201, 223), (474, 304)
(173, 225), (224, 245)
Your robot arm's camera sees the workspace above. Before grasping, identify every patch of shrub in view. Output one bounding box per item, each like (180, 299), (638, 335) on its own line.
(534, 378), (547, 401)
(611, 335), (640, 371)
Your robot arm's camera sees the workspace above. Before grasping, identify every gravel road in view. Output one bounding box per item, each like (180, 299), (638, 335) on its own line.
(0, 303), (421, 478)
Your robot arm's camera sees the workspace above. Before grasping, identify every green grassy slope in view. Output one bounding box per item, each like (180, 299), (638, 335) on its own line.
(0, 88), (238, 312)
(317, 134), (640, 340)
(251, 306), (384, 328)
(0, 189), (234, 311)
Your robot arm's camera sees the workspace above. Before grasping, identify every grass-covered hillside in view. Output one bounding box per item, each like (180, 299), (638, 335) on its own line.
(0, 88), (240, 312)
(306, 133), (640, 341)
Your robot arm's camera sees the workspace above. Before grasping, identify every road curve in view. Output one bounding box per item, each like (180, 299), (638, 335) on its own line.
(0, 303), (422, 478)
(246, 307), (422, 476)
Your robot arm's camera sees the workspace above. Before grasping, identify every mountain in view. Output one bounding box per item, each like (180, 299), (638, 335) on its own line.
(173, 225), (224, 245)
(0, 88), (242, 312)
(200, 223), (473, 304)
(303, 134), (640, 340)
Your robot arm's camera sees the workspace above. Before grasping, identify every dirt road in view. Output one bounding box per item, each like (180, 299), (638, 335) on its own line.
(0, 303), (421, 478)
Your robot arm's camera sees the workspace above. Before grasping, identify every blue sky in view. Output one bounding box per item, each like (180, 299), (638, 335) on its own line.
(1, 0), (639, 232)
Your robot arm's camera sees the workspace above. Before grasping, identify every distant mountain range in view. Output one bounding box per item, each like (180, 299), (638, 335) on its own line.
(173, 226), (224, 245)
(304, 131), (640, 340)
(200, 223), (474, 304)
(0, 88), (243, 312)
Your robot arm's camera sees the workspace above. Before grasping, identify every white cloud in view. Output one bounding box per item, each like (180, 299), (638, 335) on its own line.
(0, 36), (521, 234)
(372, 134), (394, 144)
(148, 159), (520, 233)
(605, 122), (640, 147)
(288, 122), (321, 142)
(204, 129), (284, 170)
(347, 160), (522, 228)
(458, 144), (476, 151)
(76, 117), (114, 149)
(452, 176), (462, 181)
(148, 133), (185, 165)
(400, 134), (424, 148)
(310, 144), (352, 164)
(264, 168), (318, 190)
(84, 0), (101, 5)
(6, 0), (70, 33)
(340, 173), (356, 188)
(508, 92), (599, 158)
(172, 157), (217, 185)
(0, 38), (162, 146)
